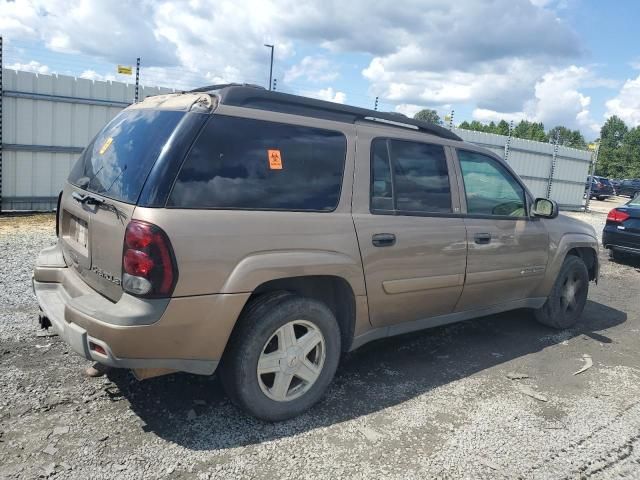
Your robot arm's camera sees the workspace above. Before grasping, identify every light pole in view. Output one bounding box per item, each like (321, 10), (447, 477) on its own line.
(264, 44), (274, 91)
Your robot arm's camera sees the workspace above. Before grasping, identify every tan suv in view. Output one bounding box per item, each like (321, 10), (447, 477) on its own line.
(33, 85), (599, 420)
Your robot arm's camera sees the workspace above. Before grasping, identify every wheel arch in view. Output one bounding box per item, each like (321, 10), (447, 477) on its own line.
(535, 233), (599, 296)
(566, 246), (598, 281)
(244, 275), (358, 352)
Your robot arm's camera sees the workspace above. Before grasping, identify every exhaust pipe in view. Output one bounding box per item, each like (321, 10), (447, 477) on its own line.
(38, 314), (52, 330)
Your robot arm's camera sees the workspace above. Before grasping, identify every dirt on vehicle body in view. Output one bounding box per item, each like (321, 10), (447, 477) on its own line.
(34, 85), (599, 420)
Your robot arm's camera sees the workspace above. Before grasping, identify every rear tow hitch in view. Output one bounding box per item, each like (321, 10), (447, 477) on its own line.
(38, 314), (52, 330)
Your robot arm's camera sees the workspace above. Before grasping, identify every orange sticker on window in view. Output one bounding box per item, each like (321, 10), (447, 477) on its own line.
(99, 137), (113, 155)
(268, 149), (283, 170)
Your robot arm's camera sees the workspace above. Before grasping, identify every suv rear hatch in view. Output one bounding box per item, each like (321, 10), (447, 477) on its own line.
(59, 107), (188, 301)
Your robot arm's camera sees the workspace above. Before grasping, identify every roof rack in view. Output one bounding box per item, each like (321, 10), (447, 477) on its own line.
(186, 83), (266, 93)
(190, 85), (462, 141)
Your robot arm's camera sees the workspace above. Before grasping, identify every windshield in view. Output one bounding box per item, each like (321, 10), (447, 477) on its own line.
(68, 109), (185, 204)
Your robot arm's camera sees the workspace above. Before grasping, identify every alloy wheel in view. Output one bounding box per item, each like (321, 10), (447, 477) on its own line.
(257, 320), (326, 402)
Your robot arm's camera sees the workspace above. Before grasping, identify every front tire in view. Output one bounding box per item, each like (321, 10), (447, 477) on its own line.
(220, 293), (341, 421)
(535, 255), (589, 329)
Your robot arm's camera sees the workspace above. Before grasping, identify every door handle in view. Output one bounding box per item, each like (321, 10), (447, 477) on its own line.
(372, 233), (396, 247)
(474, 233), (492, 244)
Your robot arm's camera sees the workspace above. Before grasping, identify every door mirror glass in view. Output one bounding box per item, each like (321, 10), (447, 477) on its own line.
(532, 198), (558, 218)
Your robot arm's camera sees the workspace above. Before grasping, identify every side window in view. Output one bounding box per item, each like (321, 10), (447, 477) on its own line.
(370, 139), (393, 211)
(370, 138), (452, 214)
(457, 150), (526, 217)
(168, 115), (346, 211)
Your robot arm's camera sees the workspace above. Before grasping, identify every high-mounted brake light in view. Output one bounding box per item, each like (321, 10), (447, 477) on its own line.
(122, 220), (177, 297)
(606, 208), (630, 224)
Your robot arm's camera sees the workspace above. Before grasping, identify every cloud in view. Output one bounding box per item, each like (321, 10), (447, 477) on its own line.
(310, 87), (346, 104)
(394, 104), (426, 118)
(80, 70), (116, 82)
(605, 75), (640, 127)
(284, 56), (339, 84)
(1, 0), (179, 66)
(6, 60), (50, 74)
(629, 58), (640, 70)
(1, 0), (602, 134)
(472, 65), (599, 134)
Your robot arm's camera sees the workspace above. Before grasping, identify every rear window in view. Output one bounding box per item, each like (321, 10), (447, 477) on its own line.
(68, 109), (185, 204)
(168, 115), (346, 211)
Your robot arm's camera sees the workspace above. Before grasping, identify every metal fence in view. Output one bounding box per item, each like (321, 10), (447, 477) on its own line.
(0, 68), (173, 211)
(1, 68), (594, 211)
(452, 128), (592, 210)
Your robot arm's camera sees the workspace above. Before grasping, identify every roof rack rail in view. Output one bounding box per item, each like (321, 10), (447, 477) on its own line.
(190, 85), (462, 141)
(186, 83), (265, 93)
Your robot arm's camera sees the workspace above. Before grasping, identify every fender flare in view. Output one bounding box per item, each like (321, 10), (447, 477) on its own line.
(220, 250), (366, 296)
(535, 232), (599, 296)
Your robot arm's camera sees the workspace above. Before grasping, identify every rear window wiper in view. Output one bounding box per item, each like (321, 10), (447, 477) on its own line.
(71, 191), (104, 206)
(71, 191), (128, 224)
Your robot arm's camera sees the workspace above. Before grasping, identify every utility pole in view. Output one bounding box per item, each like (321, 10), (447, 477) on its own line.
(264, 44), (274, 90)
(134, 57), (141, 103)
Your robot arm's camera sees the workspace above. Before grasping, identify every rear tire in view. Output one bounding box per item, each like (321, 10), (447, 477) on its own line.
(534, 255), (589, 329)
(220, 293), (341, 421)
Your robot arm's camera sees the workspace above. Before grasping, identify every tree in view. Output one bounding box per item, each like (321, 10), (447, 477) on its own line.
(547, 126), (586, 149)
(619, 127), (640, 178)
(596, 116), (629, 177)
(513, 120), (547, 142)
(496, 120), (511, 136)
(414, 109), (442, 125)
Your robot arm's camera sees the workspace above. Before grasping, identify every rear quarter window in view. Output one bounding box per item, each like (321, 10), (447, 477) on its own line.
(168, 115), (347, 211)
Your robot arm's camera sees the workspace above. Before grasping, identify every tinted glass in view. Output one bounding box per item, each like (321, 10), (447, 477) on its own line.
(169, 115), (346, 211)
(458, 150), (526, 217)
(370, 139), (393, 211)
(68, 109), (184, 204)
(390, 140), (451, 213)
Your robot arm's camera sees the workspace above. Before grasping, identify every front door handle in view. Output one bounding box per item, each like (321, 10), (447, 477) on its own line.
(474, 233), (492, 244)
(372, 233), (396, 247)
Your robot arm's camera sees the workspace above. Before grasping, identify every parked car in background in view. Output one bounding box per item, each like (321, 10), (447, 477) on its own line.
(585, 176), (615, 200)
(32, 85), (600, 421)
(617, 179), (640, 198)
(603, 193), (640, 260)
(610, 178), (622, 193)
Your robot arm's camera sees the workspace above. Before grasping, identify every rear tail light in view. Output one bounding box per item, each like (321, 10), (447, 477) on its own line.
(607, 209), (630, 223)
(122, 220), (178, 297)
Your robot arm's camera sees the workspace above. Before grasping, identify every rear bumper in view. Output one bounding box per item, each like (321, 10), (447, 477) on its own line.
(603, 227), (640, 255)
(33, 244), (250, 375)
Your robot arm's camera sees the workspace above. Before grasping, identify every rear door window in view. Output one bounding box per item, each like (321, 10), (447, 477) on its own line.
(168, 115), (346, 211)
(68, 109), (185, 204)
(370, 138), (452, 214)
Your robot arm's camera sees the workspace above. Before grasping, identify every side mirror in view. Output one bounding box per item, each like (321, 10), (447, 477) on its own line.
(532, 198), (558, 219)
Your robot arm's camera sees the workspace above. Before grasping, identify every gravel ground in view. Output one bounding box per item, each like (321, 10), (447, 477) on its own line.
(2, 205), (640, 479)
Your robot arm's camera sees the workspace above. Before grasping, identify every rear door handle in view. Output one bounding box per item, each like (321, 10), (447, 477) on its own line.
(372, 233), (396, 247)
(474, 233), (492, 244)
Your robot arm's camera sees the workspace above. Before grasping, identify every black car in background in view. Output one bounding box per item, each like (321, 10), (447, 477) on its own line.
(617, 179), (640, 198)
(610, 178), (622, 193)
(585, 176), (615, 200)
(603, 194), (640, 260)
